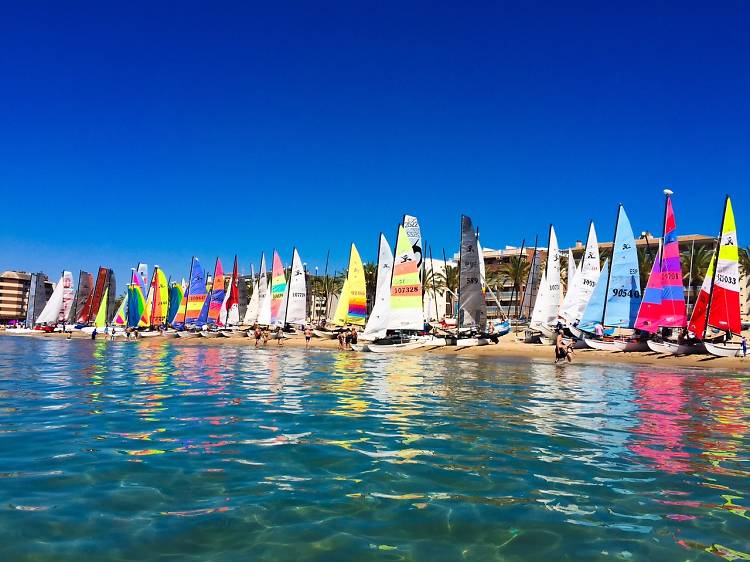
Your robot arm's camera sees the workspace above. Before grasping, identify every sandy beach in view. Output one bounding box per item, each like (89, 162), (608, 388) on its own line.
(7, 330), (749, 371)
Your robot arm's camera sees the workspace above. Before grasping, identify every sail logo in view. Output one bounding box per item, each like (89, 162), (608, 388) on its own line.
(400, 255), (412, 263)
(587, 252), (595, 259)
(622, 243), (631, 250)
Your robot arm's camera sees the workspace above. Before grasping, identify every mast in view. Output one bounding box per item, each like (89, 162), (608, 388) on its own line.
(506, 239), (525, 319)
(282, 248), (294, 325)
(519, 234), (538, 322)
(601, 205), (621, 326)
(429, 245), (439, 323)
(181, 257), (195, 325)
(686, 239), (695, 311)
(456, 216), (463, 335)
(149, 266), (159, 328)
(701, 195), (729, 339)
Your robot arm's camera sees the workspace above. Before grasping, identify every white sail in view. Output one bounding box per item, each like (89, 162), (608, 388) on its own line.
(530, 225), (561, 328)
(559, 222), (601, 325)
(530, 271), (549, 328)
(362, 233), (394, 340)
(478, 241), (487, 289)
(256, 255), (272, 326)
(243, 280), (259, 324)
(402, 214), (423, 273)
(219, 279), (232, 326)
(567, 249), (576, 290)
(285, 249), (307, 326)
(35, 273), (68, 324)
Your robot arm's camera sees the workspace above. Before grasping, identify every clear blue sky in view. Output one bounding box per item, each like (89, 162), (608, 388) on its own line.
(1, 1), (748, 284)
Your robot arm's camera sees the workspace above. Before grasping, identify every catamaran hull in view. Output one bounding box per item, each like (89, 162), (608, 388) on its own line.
(313, 329), (338, 339)
(199, 331), (219, 338)
(455, 338), (491, 348)
(139, 331), (163, 338)
(611, 340), (650, 352)
(646, 339), (703, 355)
(704, 341), (743, 358)
(583, 336), (627, 352)
(366, 341), (425, 353)
(175, 331), (198, 339)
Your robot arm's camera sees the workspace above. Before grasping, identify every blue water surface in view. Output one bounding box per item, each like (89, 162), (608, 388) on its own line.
(0, 336), (748, 561)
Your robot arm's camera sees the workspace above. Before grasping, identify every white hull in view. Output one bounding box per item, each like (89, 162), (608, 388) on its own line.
(705, 341), (744, 358)
(218, 329), (244, 338)
(2, 328), (36, 335)
(138, 331), (163, 338)
(455, 337), (491, 348)
(366, 341), (425, 353)
(568, 325), (583, 339)
(646, 339), (703, 355)
(611, 339), (650, 352)
(175, 331), (199, 339)
(350, 343), (369, 352)
(313, 329), (339, 339)
(199, 331), (219, 338)
(583, 336), (625, 352)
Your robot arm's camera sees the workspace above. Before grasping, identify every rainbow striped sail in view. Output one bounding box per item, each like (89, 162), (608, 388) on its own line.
(207, 258), (225, 325)
(346, 243), (367, 325)
(660, 196), (686, 327)
(94, 287), (109, 328)
(182, 258), (207, 327)
(387, 225), (423, 330)
(270, 250), (287, 327)
(167, 282), (184, 325)
(112, 292), (128, 326)
(127, 284), (146, 328)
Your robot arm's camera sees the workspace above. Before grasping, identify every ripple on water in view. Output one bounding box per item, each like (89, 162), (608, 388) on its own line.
(0, 337), (749, 561)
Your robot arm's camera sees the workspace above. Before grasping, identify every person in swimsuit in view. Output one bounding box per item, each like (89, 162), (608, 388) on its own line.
(555, 330), (571, 363)
(254, 325), (262, 347)
(276, 326), (284, 346)
(304, 327), (312, 349)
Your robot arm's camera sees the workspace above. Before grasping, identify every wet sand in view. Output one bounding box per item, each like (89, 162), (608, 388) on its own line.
(7, 330), (749, 371)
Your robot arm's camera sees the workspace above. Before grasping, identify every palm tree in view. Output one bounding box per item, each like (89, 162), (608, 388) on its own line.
(489, 256), (531, 318)
(363, 262), (377, 312)
(637, 247), (655, 289)
(423, 268), (447, 294)
(739, 246), (750, 281)
(680, 244), (714, 288)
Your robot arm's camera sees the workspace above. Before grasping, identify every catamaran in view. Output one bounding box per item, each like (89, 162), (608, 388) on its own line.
(685, 196), (743, 357)
(580, 205), (644, 351)
(174, 257), (207, 338)
(33, 271), (74, 332)
(527, 224), (561, 343)
(314, 244), (366, 338)
(560, 222), (601, 340)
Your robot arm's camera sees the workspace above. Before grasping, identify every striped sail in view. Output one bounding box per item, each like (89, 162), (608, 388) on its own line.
(634, 245), (662, 333)
(333, 278), (350, 326)
(660, 196), (686, 327)
(603, 205), (641, 328)
(270, 251), (287, 327)
(707, 196), (741, 335)
(388, 225), (423, 330)
(362, 233), (394, 340)
(127, 284), (146, 328)
(112, 292), (128, 326)
(151, 267), (170, 326)
(167, 282), (184, 325)
(687, 255), (715, 337)
(220, 256), (240, 327)
(285, 249), (307, 326)
(207, 258), (225, 325)
(183, 258), (207, 327)
(94, 288), (109, 328)
(346, 244), (367, 325)
(70, 270), (94, 324)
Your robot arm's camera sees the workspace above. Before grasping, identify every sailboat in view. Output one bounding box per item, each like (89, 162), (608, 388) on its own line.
(314, 244), (367, 338)
(242, 263), (260, 327)
(270, 251), (287, 329)
(581, 205), (644, 351)
(360, 233), (394, 341)
(174, 257), (207, 337)
(364, 225), (429, 352)
(686, 196), (742, 357)
(34, 271), (74, 331)
(218, 255), (242, 336)
(528, 225), (561, 343)
(77, 268), (116, 334)
(199, 258), (225, 337)
(454, 215), (493, 347)
(138, 266), (170, 337)
(257, 254), (272, 327)
(284, 248), (308, 328)
(560, 222), (601, 338)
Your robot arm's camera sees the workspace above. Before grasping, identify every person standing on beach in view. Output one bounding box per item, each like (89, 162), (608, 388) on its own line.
(742, 335), (747, 357)
(304, 326), (312, 349)
(350, 327), (358, 348)
(337, 330), (346, 349)
(254, 325), (262, 347)
(276, 326), (284, 346)
(91, 327), (97, 340)
(555, 330), (571, 363)
(594, 322), (604, 338)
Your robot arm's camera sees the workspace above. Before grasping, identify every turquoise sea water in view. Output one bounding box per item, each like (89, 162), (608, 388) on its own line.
(0, 337), (748, 561)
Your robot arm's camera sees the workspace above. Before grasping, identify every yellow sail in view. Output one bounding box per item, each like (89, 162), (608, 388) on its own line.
(94, 287), (108, 328)
(346, 244), (367, 326)
(152, 268), (169, 326)
(333, 278), (350, 326)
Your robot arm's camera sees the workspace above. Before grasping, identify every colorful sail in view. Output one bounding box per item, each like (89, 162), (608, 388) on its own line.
(660, 196), (686, 327)
(112, 291), (129, 326)
(333, 278), (350, 326)
(167, 282), (184, 325)
(362, 233), (394, 339)
(634, 244), (662, 333)
(220, 255), (240, 326)
(146, 267), (169, 327)
(270, 251), (287, 327)
(579, 259), (610, 333)
(285, 249), (307, 326)
(205, 258), (225, 325)
(346, 244), (367, 325)
(707, 196), (741, 335)
(182, 258), (208, 327)
(94, 287), (109, 328)
(388, 225), (424, 330)
(603, 205), (641, 327)
(127, 284), (146, 328)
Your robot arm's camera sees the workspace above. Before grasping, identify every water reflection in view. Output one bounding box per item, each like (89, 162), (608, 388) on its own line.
(0, 337), (749, 561)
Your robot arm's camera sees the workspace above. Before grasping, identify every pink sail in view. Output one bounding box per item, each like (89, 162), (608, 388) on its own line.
(659, 197), (686, 327)
(634, 251), (662, 333)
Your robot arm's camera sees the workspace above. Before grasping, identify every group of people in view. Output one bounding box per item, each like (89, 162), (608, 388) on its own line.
(337, 327), (358, 350)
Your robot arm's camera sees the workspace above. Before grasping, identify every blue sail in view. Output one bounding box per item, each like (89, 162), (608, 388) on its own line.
(578, 259), (609, 333)
(603, 205), (642, 327)
(195, 293), (210, 327)
(183, 258), (208, 327)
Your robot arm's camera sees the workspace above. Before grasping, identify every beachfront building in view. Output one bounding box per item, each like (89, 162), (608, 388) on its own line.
(0, 271), (54, 324)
